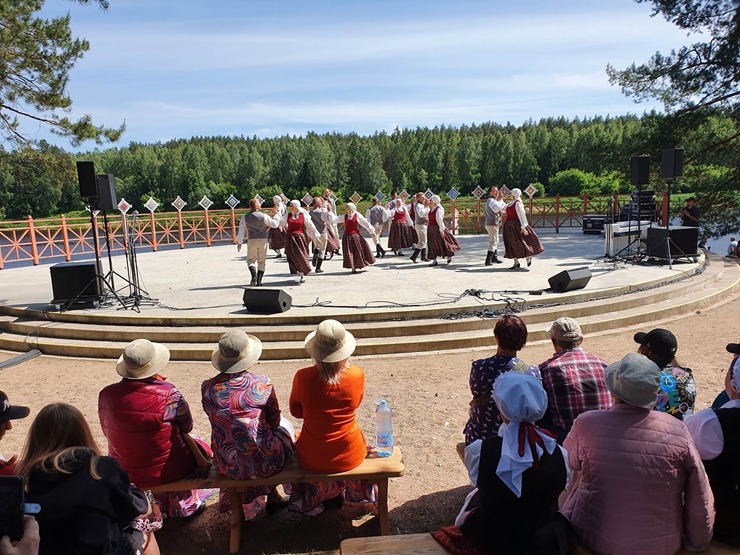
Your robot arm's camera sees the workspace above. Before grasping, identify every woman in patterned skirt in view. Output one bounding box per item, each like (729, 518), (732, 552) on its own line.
(322, 188), (341, 259)
(388, 198), (415, 255)
(268, 195), (287, 258)
(278, 200), (319, 283)
(426, 195), (461, 266)
(502, 188), (544, 269)
(331, 203), (377, 273)
(202, 330), (296, 520)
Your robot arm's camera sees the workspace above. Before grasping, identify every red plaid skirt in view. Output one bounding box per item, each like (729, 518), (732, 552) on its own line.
(342, 233), (375, 269)
(326, 226), (340, 253)
(268, 227), (287, 250)
(427, 228), (461, 259)
(503, 221), (544, 259)
(285, 232), (311, 275)
(388, 221), (415, 250)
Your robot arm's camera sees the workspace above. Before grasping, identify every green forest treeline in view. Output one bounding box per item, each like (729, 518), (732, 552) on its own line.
(0, 111), (736, 233)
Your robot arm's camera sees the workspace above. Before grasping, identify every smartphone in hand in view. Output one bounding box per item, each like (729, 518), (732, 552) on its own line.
(0, 475), (25, 542)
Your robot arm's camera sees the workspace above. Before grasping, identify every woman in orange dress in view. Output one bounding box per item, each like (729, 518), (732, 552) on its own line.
(288, 319), (376, 514)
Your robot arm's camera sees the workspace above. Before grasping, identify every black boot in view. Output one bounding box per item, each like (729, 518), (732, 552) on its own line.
(315, 259), (324, 274)
(311, 249), (319, 267)
(485, 252), (493, 266)
(492, 250), (503, 264)
(256, 270), (264, 286)
(376, 244), (382, 257)
(410, 249), (420, 263)
(379, 245), (386, 258)
(420, 248), (427, 261)
(248, 265), (257, 286)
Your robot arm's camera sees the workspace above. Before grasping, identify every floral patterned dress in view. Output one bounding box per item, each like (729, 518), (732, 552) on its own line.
(201, 371), (294, 519)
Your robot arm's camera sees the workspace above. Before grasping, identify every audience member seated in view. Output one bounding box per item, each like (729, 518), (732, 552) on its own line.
(685, 343), (740, 547)
(0, 390), (30, 475)
(728, 236), (738, 257)
(711, 343), (739, 409)
(288, 319), (377, 515)
(464, 314), (540, 444)
(634, 328), (696, 420)
(17, 403), (160, 555)
(538, 317), (612, 442)
(98, 339), (214, 518)
(202, 330), (294, 520)
(433, 372), (568, 554)
(561, 353), (714, 555)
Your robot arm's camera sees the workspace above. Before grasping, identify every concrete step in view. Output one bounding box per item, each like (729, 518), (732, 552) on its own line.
(0, 256), (736, 361)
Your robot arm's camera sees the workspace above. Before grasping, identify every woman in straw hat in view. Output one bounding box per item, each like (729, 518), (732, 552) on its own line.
(277, 200), (320, 283)
(287, 319), (376, 515)
(502, 188), (543, 269)
(432, 372), (569, 554)
(98, 339), (215, 518)
(426, 195), (461, 266)
(561, 353), (713, 555)
(202, 330), (295, 520)
(330, 202), (378, 273)
(19, 403), (160, 555)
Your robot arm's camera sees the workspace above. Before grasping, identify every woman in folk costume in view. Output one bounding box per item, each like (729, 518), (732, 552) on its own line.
(322, 188), (341, 259)
(502, 188), (544, 269)
(388, 198), (415, 256)
(331, 203), (377, 273)
(278, 200), (320, 283)
(426, 195), (461, 266)
(432, 372), (569, 554)
(268, 195), (288, 258)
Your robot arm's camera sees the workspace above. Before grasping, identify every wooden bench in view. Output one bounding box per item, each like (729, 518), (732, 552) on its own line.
(341, 533), (445, 554)
(149, 446), (405, 553)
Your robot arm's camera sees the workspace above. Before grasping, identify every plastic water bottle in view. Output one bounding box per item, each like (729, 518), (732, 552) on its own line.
(375, 399), (394, 457)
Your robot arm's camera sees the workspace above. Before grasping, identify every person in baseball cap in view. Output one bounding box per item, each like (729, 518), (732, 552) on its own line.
(634, 328), (696, 420)
(0, 390), (30, 475)
(685, 346), (740, 546)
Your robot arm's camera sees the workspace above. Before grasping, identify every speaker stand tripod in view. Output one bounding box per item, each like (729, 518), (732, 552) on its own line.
(120, 210), (157, 313)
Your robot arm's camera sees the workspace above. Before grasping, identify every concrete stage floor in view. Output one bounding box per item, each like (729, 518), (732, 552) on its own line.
(0, 229), (702, 320)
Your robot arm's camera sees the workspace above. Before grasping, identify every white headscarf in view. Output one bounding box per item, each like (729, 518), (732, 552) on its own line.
(511, 188), (522, 199)
(347, 202), (357, 214)
(289, 199), (300, 209)
(272, 195), (282, 205)
(431, 195), (441, 205)
(491, 372), (557, 497)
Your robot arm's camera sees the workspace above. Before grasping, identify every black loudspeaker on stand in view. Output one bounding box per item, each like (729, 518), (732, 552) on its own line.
(548, 267), (592, 293)
(243, 289), (292, 313)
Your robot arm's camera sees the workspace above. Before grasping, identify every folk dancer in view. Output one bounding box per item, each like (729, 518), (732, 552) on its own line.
(268, 195), (288, 258)
(365, 197), (390, 258)
(308, 197), (335, 274)
(502, 188), (544, 269)
(427, 195), (461, 266)
(322, 188), (341, 258)
(409, 192), (430, 263)
(331, 203), (377, 273)
(383, 190), (398, 238)
(278, 200), (320, 283)
(388, 198), (415, 256)
(485, 186), (506, 265)
(237, 199), (281, 286)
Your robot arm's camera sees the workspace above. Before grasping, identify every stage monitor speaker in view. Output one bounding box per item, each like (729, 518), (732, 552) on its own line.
(96, 174), (118, 211)
(242, 288), (292, 313)
(630, 155), (651, 186)
(50, 261), (102, 303)
(661, 148), (685, 178)
(548, 267), (592, 293)
(646, 226), (699, 259)
(76, 161), (97, 200)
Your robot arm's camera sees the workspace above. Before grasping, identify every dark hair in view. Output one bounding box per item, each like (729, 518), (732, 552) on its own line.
(494, 314), (528, 351)
(686, 197), (696, 202)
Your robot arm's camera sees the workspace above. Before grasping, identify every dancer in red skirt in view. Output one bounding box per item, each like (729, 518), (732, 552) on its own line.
(331, 203), (377, 273)
(278, 200), (320, 283)
(268, 195), (288, 258)
(388, 198), (415, 256)
(502, 188), (544, 269)
(427, 195), (461, 266)
(322, 188), (341, 259)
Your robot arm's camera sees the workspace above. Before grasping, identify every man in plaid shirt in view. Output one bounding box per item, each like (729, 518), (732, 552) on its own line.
(539, 317), (612, 441)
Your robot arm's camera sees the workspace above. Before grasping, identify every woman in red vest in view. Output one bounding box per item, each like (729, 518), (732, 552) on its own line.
(331, 202), (377, 273)
(426, 195), (461, 266)
(502, 188), (544, 268)
(278, 200), (320, 283)
(388, 198), (415, 256)
(98, 339), (214, 518)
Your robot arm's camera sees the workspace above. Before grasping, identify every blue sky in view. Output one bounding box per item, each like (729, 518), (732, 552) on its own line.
(34, 0), (691, 149)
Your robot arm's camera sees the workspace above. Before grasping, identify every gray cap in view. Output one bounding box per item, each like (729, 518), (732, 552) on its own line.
(604, 353), (661, 409)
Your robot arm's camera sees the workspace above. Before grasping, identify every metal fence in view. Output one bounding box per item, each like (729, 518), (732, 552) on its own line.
(0, 193), (670, 269)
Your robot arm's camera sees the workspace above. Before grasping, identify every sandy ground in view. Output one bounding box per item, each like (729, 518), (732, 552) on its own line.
(0, 293), (738, 555)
